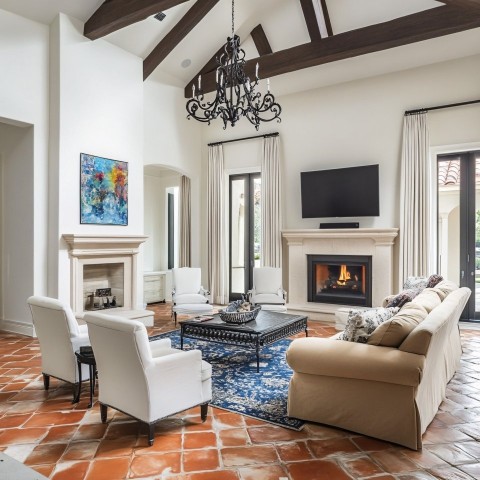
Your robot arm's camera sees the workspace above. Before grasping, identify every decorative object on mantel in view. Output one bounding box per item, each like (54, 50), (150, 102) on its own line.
(80, 153), (128, 226)
(186, 0), (281, 130)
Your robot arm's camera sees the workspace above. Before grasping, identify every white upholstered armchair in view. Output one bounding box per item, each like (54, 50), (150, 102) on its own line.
(27, 296), (91, 402)
(84, 312), (212, 446)
(172, 267), (213, 324)
(248, 267), (287, 311)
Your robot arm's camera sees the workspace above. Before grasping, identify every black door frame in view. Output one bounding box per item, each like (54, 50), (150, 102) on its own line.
(229, 173), (260, 301)
(437, 151), (478, 320)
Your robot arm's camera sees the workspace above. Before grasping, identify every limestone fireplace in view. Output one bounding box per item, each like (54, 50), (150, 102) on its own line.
(282, 229), (398, 321)
(63, 234), (154, 326)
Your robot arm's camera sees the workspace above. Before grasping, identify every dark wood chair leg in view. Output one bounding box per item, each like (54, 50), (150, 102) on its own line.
(100, 403), (108, 423)
(72, 383), (81, 404)
(42, 373), (50, 390)
(148, 423), (155, 446)
(200, 403), (209, 422)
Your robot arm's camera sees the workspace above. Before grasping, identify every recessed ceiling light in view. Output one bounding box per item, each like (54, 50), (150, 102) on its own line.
(154, 12), (166, 21)
(181, 59), (192, 68)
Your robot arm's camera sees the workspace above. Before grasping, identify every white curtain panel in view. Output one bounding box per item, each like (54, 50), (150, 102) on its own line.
(207, 145), (227, 304)
(261, 136), (282, 268)
(179, 175), (191, 267)
(399, 112), (430, 287)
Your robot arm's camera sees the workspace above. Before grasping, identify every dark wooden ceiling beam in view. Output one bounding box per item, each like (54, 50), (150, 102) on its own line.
(321, 0), (333, 36)
(438, 0), (480, 10)
(84, 0), (189, 40)
(144, 0), (220, 80)
(185, 5), (480, 97)
(299, 0), (322, 41)
(251, 24), (273, 56)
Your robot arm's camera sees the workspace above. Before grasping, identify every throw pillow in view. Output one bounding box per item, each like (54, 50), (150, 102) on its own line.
(342, 307), (399, 343)
(403, 276), (428, 291)
(426, 274), (443, 288)
(386, 289), (420, 309)
(367, 303), (428, 348)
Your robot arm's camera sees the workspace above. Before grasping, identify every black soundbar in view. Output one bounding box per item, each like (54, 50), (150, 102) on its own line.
(319, 222), (359, 229)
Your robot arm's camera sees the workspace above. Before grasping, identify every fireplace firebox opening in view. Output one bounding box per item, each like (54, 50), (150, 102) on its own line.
(83, 263), (124, 311)
(307, 255), (372, 307)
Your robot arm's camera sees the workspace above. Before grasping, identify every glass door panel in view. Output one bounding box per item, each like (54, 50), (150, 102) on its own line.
(475, 154), (480, 316)
(230, 178), (246, 297)
(253, 177), (262, 269)
(437, 158), (461, 284)
(229, 173), (261, 301)
(437, 152), (479, 320)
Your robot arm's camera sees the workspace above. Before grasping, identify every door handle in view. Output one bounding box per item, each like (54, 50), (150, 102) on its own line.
(461, 270), (465, 279)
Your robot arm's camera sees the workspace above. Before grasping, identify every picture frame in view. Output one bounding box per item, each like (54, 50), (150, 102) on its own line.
(80, 153), (128, 226)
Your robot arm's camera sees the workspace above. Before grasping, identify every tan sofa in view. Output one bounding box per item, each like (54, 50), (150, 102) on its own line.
(286, 284), (470, 450)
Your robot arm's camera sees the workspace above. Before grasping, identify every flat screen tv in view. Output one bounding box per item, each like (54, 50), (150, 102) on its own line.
(301, 164), (379, 218)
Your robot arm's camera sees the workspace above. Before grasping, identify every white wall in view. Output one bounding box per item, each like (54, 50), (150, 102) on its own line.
(50, 14), (145, 308)
(0, 124), (35, 334)
(0, 10), (49, 332)
(200, 53), (480, 289)
(143, 80), (203, 269)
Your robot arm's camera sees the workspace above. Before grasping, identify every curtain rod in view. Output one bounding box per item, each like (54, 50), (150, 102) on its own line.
(405, 99), (480, 116)
(208, 132), (279, 147)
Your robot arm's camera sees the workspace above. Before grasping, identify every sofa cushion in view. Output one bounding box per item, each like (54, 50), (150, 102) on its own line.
(399, 287), (467, 356)
(431, 280), (458, 301)
(410, 288), (441, 313)
(367, 303), (428, 348)
(386, 289), (420, 309)
(341, 307), (399, 343)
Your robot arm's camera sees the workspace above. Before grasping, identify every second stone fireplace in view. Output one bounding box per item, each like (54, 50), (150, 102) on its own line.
(63, 234), (154, 326)
(307, 254), (372, 307)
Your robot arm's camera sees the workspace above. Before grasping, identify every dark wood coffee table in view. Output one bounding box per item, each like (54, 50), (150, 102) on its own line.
(180, 310), (308, 372)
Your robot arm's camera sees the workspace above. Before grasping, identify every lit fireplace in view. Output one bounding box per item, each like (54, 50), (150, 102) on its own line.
(308, 255), (372, 306)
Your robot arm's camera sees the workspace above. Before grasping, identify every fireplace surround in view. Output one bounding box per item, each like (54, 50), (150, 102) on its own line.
(282, 229), (398, 320)
(63, 234), (154, 326)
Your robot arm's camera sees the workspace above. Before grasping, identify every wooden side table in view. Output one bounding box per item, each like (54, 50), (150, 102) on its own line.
(74, 349), (96, 408)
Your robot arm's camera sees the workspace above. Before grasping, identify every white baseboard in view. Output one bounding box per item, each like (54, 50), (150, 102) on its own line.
(0, 318), (35, 337)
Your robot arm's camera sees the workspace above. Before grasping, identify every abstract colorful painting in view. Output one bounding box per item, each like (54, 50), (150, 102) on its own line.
(80, 154), (128, 225)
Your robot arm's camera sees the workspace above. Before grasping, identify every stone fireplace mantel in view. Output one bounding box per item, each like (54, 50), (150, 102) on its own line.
(63, 234), (149, 255)
(63, 234), (153, 326)
(282, 228), (399, 320)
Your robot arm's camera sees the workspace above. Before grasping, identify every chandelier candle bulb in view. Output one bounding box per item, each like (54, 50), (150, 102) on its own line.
(267, 78), (270, 92)
(216, 69), (219, 84)
(198, 75), (201, 90)
(256, 62), (259, 79)
(192, 84), (195, 97)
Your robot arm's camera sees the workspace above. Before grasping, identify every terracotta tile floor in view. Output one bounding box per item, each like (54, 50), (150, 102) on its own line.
(1, 304), (480, 479)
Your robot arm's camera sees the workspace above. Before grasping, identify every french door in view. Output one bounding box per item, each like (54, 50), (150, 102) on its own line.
(229, 173), (261, 301)
(437, 151), (480, 320)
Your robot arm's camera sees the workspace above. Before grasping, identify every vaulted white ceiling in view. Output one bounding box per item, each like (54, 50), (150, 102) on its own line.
(1, 0), (479, 97)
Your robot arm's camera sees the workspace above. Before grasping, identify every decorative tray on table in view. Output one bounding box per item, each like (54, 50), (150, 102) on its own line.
(219, 301), (261, 324)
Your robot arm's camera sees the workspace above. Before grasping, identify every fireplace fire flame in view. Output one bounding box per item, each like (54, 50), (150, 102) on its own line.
(337, 265), (351, 285)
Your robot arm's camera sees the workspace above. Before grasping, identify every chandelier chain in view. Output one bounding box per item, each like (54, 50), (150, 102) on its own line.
(232, 0), (235, 36)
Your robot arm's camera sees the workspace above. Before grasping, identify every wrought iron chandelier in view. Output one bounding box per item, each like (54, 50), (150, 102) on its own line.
(186, 0), (282, 130)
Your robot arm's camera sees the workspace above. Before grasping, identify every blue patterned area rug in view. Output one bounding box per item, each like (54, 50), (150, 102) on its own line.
(150, 331), (305, 430)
